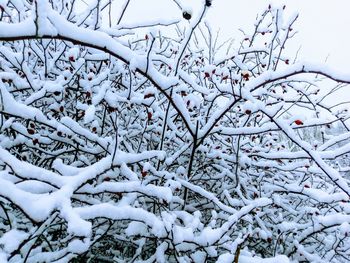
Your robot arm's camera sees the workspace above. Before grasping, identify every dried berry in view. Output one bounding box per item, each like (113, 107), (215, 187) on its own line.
(183, 11), (192, 20)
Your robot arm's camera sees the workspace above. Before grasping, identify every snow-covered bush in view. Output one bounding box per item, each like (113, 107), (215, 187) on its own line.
(0, 1), (350, 262)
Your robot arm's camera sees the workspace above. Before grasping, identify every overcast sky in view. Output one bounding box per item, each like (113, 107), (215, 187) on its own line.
(119, 0), (350, 70)
(208, 0), (350, 69)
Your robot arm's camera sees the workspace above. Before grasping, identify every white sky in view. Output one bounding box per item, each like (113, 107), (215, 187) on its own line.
(120, 0), (350, 69)
(207, 0), (350, 69)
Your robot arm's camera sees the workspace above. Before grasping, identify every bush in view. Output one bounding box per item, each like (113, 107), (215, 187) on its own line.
(0, 1), (350, 262)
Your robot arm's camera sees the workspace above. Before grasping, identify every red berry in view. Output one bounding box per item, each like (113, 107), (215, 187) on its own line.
(242, 73), (250, 81)
(108, 107), (116, 113)
(294, 119), (303, 125)
(144, 93), (155, 99)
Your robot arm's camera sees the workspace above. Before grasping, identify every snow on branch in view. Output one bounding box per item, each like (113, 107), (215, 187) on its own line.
(0, 1), (350, 262)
